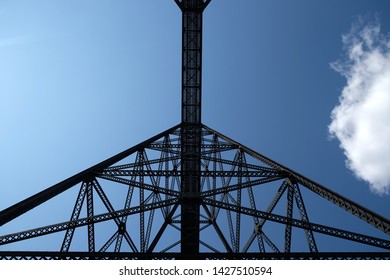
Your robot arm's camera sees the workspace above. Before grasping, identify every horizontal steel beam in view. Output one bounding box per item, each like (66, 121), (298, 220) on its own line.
(96, 174), (181, 197)
(149, 143), (237, 150)
(201, 176), (285, 198)
(200, 155), (280, 172)
(105, 156), (181, 171)
(203, 198), (390, 250)
(100, 170), (283, 178)
(0, 199), (179, 246)
(0, 251), (388, 260)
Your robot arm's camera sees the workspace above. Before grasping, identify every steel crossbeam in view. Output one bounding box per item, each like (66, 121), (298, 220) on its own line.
(97, 174), (181, 197)
(0, 251), (388, 260)
(0, 199), (178, 246)
(99, 170), (281, 178)
(203, 198), (390, 250)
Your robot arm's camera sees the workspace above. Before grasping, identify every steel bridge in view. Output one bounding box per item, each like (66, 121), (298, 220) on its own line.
(0, 0), (389, 260)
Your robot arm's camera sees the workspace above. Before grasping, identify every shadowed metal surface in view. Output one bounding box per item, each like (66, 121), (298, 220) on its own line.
(0, 0), (389, 260)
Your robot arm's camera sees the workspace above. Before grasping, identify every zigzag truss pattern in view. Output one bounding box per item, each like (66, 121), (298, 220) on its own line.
(0, 124), (389, 259)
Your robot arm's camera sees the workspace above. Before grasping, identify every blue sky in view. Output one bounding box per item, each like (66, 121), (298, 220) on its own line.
(0, 0), (389, 252)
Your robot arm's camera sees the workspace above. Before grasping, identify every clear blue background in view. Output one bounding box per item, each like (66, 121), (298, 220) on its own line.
(0, 0), (389, 251)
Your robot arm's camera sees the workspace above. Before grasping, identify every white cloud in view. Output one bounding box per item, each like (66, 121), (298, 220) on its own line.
(329, 19), (390, 195)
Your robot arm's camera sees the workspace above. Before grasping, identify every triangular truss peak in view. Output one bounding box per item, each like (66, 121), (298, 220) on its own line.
(0, 123), (389, 259)
(1, 0), (389, 260)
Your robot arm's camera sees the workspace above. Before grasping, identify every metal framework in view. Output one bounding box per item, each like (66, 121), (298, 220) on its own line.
(0, 0), (389, 260)
(179, 0), (204, 254)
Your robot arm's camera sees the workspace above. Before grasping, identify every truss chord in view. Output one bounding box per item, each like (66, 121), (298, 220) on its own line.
(97, 174), (181, 197)
(0, 124), (181, 228)
(0, 198), (179, 246)
(201, 176), (285, 198)
(104, 155), (181, 171)
(202, 124), (390, 234)
(0, 251), (388, 260)
(101, 169), (281, 178)
(203, 198), (390, 249)
(201, 155), (282, 173)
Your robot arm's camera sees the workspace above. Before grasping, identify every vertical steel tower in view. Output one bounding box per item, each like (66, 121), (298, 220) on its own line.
(178, 0), (208, 254)
(0, 0), (389, 259)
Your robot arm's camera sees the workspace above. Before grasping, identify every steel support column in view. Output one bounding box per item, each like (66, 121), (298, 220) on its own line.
(177, 0), (209, 255)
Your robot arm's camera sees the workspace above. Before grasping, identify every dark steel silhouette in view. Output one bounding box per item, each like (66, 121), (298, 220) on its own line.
(0, 0), (389, 260)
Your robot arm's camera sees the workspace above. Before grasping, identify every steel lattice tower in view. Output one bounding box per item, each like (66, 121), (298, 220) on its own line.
(0, 0), (389, 260)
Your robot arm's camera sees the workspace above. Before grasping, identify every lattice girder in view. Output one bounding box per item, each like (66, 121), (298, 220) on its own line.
(0, 124), (389, 259)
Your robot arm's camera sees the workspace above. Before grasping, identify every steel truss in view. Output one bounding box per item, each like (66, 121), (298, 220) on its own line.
(1, 252), (389, 260)
(0, 0), (389, 259)
(0, 124), (389, 259)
